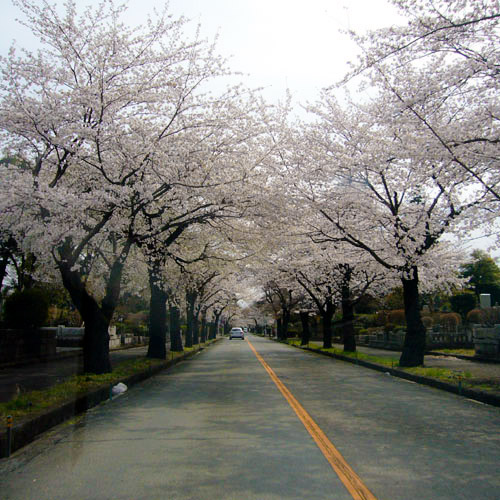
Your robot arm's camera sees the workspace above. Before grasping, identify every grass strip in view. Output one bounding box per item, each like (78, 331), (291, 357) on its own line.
(286, 339), (478, 386)
(0, 348), (196, 420)
(431, 348), (475, 356)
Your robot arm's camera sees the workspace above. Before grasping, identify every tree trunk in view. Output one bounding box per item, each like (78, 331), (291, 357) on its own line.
(322, 302), (335, 349)
(200, 311), (207, 343)
(169, 305), (183, 351)
(299, 311), (310, 346)
(0, 254), (8, 291)
(57, 237), (132, 374)
(193, 313), (200, 345)
(211, 311), (222, 339)
(282, 308), (291, 339)
(276, 318), (283, 340)
(341, 298), (356, 352)
(147, 263), (167, 359)
(399, 268), (426, 367)
(59, 263), (112, 374)
(185, 292), (195, 348)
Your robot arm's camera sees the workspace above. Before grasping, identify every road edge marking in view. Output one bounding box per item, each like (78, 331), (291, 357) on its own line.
(246, 338), (377, 500)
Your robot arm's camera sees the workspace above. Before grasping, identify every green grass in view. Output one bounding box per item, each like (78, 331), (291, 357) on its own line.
(403, 366), (472, 381)
(431, 348), (475, 356)
(285, 339), (489, 387)
(0, 349), (195, 420)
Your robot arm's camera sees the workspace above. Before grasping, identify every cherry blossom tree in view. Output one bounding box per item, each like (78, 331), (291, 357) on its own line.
(291, 94), (471, 366)
(0, 0), (259, 372)
(349, 0), (500, 212)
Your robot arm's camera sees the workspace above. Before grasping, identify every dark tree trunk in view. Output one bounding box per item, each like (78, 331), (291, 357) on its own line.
(282, 308), (291, 339)
(57, 238), (132, 374)
(200, 311), (207, 343)
(277, 318), (283, 340)
(193, 313), (200, 345)
(147, 263), (167, 359)
(59, 263), (112, 374)
(185, 292), (196, 348)
(211, 311), (222, 339)
(341, 298), (356, 352)
(321, 302), (335, 349)
(169, 305), (183, 351)
(399, 268), (426, 367)
(299, 311), (310, 346)
(0, 254), (8, 291)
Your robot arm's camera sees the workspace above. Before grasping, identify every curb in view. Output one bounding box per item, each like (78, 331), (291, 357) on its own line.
(279, 341), (500, 408)
(0, 339), (220, 458)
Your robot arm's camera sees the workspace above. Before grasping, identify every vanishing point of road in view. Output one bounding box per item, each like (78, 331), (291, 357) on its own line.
(1, 334), (499, 499)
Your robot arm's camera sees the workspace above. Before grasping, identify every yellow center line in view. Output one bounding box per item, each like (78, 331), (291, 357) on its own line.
(246, 338), (377, 500)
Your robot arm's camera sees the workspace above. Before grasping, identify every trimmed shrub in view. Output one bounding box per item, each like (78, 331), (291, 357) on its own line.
(438, 312), (461, 330)
(388, 309), (406, 326)
(466, 309), (485, 324)
(4, 288), (49, 329)
(422, 316), (433, 328)
(479, 307), (500, 326)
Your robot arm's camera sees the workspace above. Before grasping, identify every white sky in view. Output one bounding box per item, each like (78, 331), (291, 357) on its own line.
(0, 0), (403, 104)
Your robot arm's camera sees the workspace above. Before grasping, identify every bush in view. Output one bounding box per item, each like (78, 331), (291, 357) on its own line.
(4, 288), (49, 329)
(387, 309), (406, 326)
(483, 307), (500, 325)
(466, 309), (485, 324)
(438, 312), (461, 330)
(422, 316), (433, 328)
(471, 307), (500, 326)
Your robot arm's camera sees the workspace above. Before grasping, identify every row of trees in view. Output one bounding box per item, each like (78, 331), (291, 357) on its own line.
(244, 0), (500, 366)
(1, 0), (499, 371)
(0, 0), (269, 372)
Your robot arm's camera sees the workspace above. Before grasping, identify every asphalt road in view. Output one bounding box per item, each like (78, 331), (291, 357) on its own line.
(1, 334), (499, 500)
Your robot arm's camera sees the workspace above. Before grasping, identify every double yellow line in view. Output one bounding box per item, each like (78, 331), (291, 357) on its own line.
(246, 338), (377, 500)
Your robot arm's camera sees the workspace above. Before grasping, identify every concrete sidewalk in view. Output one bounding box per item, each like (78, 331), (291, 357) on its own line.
(338, 343), (500, 380)
(0, 345), (149, 403)
(298, 341), (500, 403)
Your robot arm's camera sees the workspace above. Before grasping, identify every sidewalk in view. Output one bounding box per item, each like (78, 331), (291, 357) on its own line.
(297, 341), (500, 404)
(340, 344), (500, 380)
(0, 345), (149, 403)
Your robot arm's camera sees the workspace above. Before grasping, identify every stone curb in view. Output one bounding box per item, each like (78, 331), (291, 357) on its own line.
(0, 339), (220, 458)
(278, 340), (500, 409)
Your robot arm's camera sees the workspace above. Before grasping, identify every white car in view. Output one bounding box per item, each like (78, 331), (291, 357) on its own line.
(229, 327), (245, 340)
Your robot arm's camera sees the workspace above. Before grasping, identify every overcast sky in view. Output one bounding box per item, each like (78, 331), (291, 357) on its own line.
(0, 0), (403, 104)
